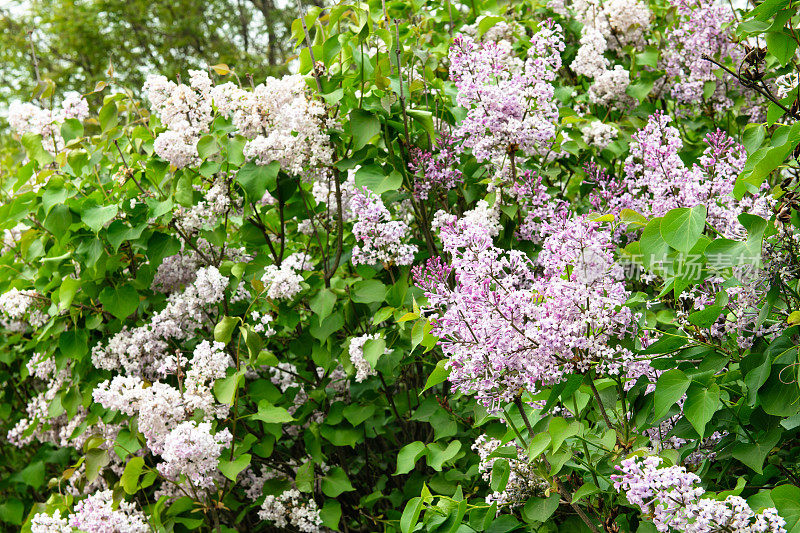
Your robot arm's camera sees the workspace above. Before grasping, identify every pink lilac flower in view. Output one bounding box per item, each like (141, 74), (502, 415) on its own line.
(593, 112), (772, 239)
(613, 456), (787, 532)
(349, 187), (417, 266)
(448, 20), (564, 163)
(409, 132), (464, 200)
(415, 211), (643, 412)
(661, 0), (740, 110)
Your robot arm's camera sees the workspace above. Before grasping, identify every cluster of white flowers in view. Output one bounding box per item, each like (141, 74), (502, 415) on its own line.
(472, 434), (547, 507)
(8, 93), (90, 155)
(1, 223), (26, 254)
(210, 74), (334, 175)
(69, 490), (150, 533)
(175, 177), (238, 235)
(0, 288), (49, 331)
(260, 253), (312, 300)
(151, 251), (200, 293)
(250, 310), (276, 335)
(570, 0), (650, 107)
(30, 510), (72, 533)
(91, 265), (228, 376)
(582, 120), (618, 150)
(157, 421), (233, 488)
(349, 334), (389, 382)
(258, 489), (324, 532)
(144, 70), (214, 168)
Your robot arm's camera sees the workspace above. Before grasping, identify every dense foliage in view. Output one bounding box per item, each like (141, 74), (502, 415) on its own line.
(2, 0), (800, 532)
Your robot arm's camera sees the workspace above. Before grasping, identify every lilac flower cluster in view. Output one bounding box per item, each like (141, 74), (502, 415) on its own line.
(613, 456), (787, 532)
(67, 490), (149, 533)
(8, 93), (90, 156)
(157, 421), (232, 488)
(661, 0), (740, 109)
(510, 170), (568, 242)
(472, 434), (547, 507)
(596, 112), (772, 239)
(409, 132), (464, 200)
(260, 252), (313, 300)
(448, 20), (564, 164)
(145, 71), (332, 174)
(91, 265), (228, 376)
(258, 489), (323, 532)
(416, 205), (643, 411)
(349, 187), (417, 266)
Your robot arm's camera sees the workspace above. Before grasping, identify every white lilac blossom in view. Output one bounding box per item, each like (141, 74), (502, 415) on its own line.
(0, 288), (49, 330)
(583, 120), (618, 150)
(260, 254), (311, 300)
(349, 187), (417, 266)
(91, 266), (228, 376)
(210, 74), (333, 175)
(258, 489), (324, 532)
(415, 210), (644, 412)
(8, 94), (90, 156)
(157, 421), (232, 488)
(473, 435), (547, 507)
(151, 252), (200, 293)
(348, 333), (389, 382)
(613, 456), (787, 533)
(448, 20), (564, 163)
(570, 0), (650, 107)
(31, 510), (72, 533)
(69, 490), (150, 533)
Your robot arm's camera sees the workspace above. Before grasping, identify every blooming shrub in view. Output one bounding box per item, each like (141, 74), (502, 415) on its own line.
(2, 0), (800, 532)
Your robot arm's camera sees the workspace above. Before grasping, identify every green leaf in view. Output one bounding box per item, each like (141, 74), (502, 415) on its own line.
(352, 279), (386, 303)
(321, 467), (355, 497)
(732, 429), (781, 473)
(400, 497), (423, 533)
(395, 441), (426, 475)
(349, 109), (381, 150)
(343, 403), (375, 426)
(654, 369), (690, 420)
(197, 135), (220, 159)
(21, 133), (53, 166)
(99, 102), (119, 132)
(485, 515), (520, 533)
(82, 204), (118, 232)
(354, 164), (402, 194)
(771, 484), (800, 533)
(548, 418), (580, 452)
(86, 448), (110, 483)
(12, 461), (44, 489)
(43, 204), (73, 239)
(490, 458), (511, 492)
(573, 482), (600, 503)
(236, 161), (280, 202)
(426, 441), (461, 471)
(99, 284), (139, 320)
(683, 383), (720, 437)
(219, 454), (251, 481)
(295, 460), (315, 492)
(310, 289), (336, 323)
(252, 400), (294, 424)
(58, 277), (80, 312)
(0, 498), (23, 525)
(214, 316), (239, 344)
(214, 369), (245, 405)
(422, 359), (450, 392)
(61, 118), (84, 142)
(528, 432), (551, 460)
(121, 456), (145, 494)
(767, 30), (798, 65)
(661, 206), (707, 252)
(320, 500), (342, 531)
(523, 494), (560, 523)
